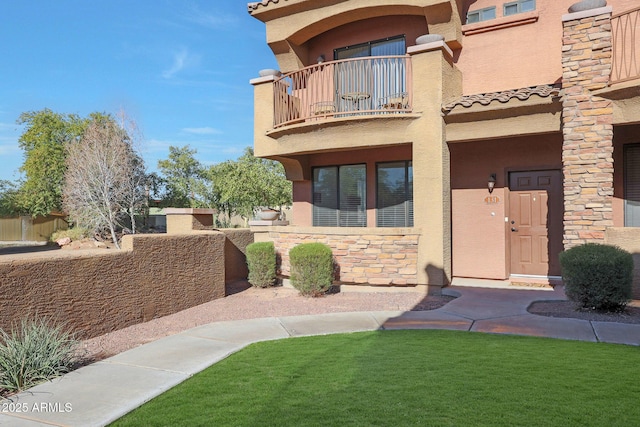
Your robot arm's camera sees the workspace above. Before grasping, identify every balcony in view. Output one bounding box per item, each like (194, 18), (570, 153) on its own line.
(272, 56), (412, 129)
(612, 6), (640, 84)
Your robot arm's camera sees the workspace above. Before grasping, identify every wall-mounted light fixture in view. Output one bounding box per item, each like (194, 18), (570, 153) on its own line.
(488, 174), (496, 194)
(317, 54), (325, 64)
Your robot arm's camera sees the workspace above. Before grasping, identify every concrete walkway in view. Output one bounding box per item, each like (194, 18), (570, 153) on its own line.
(1, 286), (639, 427)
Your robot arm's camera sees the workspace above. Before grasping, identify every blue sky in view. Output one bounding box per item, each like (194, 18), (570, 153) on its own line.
(0, 0), (277, 182)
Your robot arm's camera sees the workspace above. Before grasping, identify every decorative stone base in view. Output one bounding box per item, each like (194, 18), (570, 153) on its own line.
(266, 227), (420, 285)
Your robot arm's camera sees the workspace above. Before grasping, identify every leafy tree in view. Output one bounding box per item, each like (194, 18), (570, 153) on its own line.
(210, 147), (291, 224)
(145, 172), (167, 206)
(16, 109), (89, 216)
(156, 146), (291, 226)
(63, 114), (146, 248)
(157, 146), (206, 208)
(205, 161), (239, 226)
(0, 180), (21, 216)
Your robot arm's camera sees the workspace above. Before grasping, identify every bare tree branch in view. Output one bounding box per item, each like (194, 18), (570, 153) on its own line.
(63, 113), (146, 248)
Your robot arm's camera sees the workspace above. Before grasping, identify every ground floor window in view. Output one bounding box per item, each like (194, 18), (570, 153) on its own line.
(377, 161), (413, 227)
(313, 165), (366, 227)
(624, 144), (640, 226)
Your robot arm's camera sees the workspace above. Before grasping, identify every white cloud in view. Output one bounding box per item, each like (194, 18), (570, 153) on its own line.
(162, 48), (201, 79)
(182, 127), (222, 135)
(0, 122), (19, 132)
(142, 138), (175, 154)
(0, 123), (21, 155)
(183, 6), (237, 30)
(162, 50), (187, 79)
(0, 143), (20, 156)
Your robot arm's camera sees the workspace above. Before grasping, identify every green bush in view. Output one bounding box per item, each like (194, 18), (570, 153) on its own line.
(50, 227), (89, 242)
(559, 243), (633, 312)
(289, 243), (334, 297)
(246, 241), (276, 288)
(0, 316), (80, 394)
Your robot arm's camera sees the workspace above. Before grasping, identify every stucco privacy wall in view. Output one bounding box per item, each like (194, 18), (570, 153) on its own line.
(263, 227), (420, 286)
(0, 232), (242, 339)
(222, 228), (253, 282)
(605, 228), (640, 299)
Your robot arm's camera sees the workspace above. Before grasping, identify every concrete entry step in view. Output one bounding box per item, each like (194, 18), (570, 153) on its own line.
(452, 277), (555, 291)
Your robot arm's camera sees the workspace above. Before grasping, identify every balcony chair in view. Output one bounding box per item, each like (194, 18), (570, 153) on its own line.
(311, 101), (336, 116)
(378, 92), (409, 110)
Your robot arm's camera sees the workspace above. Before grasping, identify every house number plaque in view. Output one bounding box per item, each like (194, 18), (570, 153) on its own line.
(484, 196), (500, 204)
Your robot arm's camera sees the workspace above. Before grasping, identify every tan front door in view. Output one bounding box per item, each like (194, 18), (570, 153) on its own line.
(509, 170), (563, 276)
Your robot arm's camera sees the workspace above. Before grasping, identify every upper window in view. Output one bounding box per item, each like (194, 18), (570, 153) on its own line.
(466, 7), (496, 24)
(334, 36), (406, 60)
(313, 165), (366, 227)
(504, 0), (535, 16)
(624, 144), (640, 227)
(377, 161), (413, 227)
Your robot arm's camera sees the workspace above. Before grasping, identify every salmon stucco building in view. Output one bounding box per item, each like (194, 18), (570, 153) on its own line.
(248, 0), (640, 297)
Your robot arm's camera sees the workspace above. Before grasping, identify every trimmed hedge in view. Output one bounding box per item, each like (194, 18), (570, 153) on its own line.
(289, 243), (333, 297)
(246, 241), (276, 288)
(559, 243), (633, 311)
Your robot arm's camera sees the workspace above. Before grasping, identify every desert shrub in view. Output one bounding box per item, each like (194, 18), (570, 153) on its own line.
(0, 316), (80, 394)
(50, 227), (89, 242)
(246, 241), (276, 288)
(289, 243), (333, 297)
(559, 243), (633, 312)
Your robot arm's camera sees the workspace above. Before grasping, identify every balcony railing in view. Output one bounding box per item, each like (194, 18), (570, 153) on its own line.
(612, 6), (640, 84)
(273, 56), (412, 128)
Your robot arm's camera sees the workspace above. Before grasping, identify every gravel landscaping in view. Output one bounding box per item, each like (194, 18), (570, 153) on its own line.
(81, 282), (640, 364)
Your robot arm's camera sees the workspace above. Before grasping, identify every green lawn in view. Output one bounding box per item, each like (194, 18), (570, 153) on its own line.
(112, 330), (640, 426)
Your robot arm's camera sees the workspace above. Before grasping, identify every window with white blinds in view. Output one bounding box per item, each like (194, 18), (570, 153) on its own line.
(377, 161), (413, 227)
(624, 144), (640, 227)
(334, 36), (406, 60)
(313, 165), (366, 227)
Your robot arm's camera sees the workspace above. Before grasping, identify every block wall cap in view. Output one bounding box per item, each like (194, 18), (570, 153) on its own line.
(568, 0), (607, 13)
(407, 40), (453, 59)
(562, 6), (612, 22)
(250, 74), (278, 85)
(164, 208), (217, 215)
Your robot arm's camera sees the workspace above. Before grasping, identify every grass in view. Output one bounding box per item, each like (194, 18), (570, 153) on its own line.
(112, 330), (640, 426)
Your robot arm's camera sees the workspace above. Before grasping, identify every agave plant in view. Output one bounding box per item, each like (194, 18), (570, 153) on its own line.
(0, 316), (80, 394)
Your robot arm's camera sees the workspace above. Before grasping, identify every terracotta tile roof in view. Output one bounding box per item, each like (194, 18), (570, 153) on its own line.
(248, 0), (289, 13)
(442, 84), (561, 113)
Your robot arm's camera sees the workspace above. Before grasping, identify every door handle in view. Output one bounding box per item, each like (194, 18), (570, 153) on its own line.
(511, 227), (518, 232)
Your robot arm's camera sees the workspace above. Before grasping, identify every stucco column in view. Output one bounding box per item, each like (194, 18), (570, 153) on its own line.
(561, 5), (614, 248)
(250, 72), (278, 158)
(408, 41), (461, 288)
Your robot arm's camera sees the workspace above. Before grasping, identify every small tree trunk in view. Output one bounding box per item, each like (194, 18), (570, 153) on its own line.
(109, 224), (120, 249)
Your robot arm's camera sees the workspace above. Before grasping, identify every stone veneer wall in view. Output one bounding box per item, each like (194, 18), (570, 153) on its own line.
(0, 231), (248, 339)
(561, 7), (614, 248)
(267, 228), (420, 285)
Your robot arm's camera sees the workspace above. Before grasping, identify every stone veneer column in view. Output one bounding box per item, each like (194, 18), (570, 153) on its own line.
(561, 5), (614, 248)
